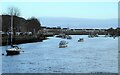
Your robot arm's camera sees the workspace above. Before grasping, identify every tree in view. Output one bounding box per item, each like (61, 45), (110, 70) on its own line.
(7, 7), (20, 16)
(27, 17), (41, 33)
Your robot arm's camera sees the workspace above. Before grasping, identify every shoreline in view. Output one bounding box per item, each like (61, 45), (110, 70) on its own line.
(1, 35), (47, 46)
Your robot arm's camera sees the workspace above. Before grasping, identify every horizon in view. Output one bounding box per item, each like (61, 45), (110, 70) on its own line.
(39, 17), (118, 29)
(38, 16), (118, 20)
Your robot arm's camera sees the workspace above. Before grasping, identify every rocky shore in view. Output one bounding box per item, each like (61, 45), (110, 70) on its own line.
(1, 35), (47, 46)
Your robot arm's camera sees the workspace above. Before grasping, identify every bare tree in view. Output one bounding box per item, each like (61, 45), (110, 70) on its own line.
(7, 7), (20, 16)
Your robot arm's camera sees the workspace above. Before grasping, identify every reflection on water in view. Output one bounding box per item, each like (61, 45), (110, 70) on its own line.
(1, 35), (118, 73)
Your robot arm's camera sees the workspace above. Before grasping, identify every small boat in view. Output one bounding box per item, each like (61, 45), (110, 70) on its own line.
(6, 45), (21, 55)
(94, 34), (99, 37)
(78, 38), (84, 42)
(66, 35), (72, 39)
(56, 34), (72, 39)
(113, 35), (116, 39)
(88, 32), (94, 38)
(56, 34), (66, 38)
(6, 13), (21, 55)
(105, 33), (113, 37)
(88, 35), (94, 38)
(59, 41), (68, 48)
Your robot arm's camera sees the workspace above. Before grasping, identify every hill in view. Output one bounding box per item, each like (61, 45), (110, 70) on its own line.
(1, 15), (41, 33)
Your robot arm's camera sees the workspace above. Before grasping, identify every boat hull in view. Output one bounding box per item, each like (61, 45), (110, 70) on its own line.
(59, 45), (67, 48)
(78, 38), (84, 42)
(78, 40), (84, 42)
(6, 50), (20, 55)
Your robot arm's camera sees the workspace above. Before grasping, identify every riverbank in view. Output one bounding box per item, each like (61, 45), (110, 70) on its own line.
(40, 27), (119, 36)
(1, 73), (119, 75)
(1, 35), (48, 46)
(1, 29), (118, 46)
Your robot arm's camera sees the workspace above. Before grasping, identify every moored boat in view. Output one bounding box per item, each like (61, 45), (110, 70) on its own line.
(56, 34), (66, 38)
(88, 35), (94, 38)
(6, 12), (21, 55)
(59, 40), (68, 48)
(66, 35), (72, 39)
(78, 38), (84, 42)
(56, 34), (72, 39)
(6, 45), (21, 55)
(94, 34), (99, 37)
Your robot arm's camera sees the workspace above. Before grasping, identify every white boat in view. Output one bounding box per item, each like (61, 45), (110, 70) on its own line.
(78, 38), (84, 42)
(56, 34), (67, 39)
(6, 13), (21, 55)
(94, 34), (99, 37)
(6, 45), (21, 55)
(56, 34), (72, 39)
(59, 41), (68, 48)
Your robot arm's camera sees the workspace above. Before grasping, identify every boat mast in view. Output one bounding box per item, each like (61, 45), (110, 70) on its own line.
(10, 9), (13, 46)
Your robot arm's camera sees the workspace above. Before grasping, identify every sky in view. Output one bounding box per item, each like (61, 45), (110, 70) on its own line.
(0, 1), (118, 19)
(0, 0), (119, 2)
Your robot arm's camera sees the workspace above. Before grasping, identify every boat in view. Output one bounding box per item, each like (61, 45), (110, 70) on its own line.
(56, 34), (72, 39)
(6, 13), (21, 55)
(78, 38), (84, 42)
(88, 34), (95, 38)
(88, 32), (94, 38)
(94, 34), (99, 37)
(66, 35), (72, 39)
(59, 40), (68, 48)
(104, 33), (113, 37)
(56, 34), (66, 39)
(6, 45), (21, 55)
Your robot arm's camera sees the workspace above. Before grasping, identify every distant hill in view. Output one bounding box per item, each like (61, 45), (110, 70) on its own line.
(39, 17), (118, 29)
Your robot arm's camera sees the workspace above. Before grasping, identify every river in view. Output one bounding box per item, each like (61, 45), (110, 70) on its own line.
(1, 35), (118, 73)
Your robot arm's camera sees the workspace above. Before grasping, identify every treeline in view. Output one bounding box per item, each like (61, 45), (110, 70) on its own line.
(1, 15), (41, 33)
(107, 27), (120, 36)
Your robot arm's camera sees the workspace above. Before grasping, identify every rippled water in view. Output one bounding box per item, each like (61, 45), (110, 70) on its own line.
(1, 35), (118, 73)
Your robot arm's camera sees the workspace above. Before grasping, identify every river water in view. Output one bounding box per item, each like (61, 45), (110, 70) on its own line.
(1, 35), (118, 73)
